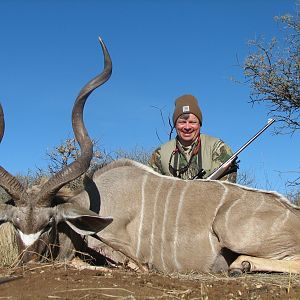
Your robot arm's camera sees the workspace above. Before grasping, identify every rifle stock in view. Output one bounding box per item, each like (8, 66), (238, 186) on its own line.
(206, 118), (275, 180)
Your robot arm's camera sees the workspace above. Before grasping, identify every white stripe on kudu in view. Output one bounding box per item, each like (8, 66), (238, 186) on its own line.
(173, 184), (189, 271)
(136, 173), (148, 258)
(149, 178), (164, 265)
(160, 181), (176, 272)
(216, 182), (228, 216)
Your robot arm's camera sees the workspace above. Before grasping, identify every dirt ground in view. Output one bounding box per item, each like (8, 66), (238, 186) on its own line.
(1, 263), (300, 300)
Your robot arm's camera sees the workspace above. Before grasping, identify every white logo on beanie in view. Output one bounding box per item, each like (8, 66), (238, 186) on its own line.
(182, 105), (190, 113)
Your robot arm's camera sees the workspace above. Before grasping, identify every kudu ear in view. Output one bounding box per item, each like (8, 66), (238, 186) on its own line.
(55, 203), (113, 235)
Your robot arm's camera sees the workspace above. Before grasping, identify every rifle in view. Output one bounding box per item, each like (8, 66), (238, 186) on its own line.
(206, 118), (275, 180)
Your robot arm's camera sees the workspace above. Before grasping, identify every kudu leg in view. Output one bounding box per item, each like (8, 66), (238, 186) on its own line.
(90, 235), (149, 272)
(229, 255), (300, 274)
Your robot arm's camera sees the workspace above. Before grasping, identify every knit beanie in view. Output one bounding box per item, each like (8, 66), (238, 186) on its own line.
(172, 94), (203, 125)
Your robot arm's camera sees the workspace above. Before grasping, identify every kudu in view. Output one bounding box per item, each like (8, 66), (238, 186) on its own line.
(1, 39), (300, 275)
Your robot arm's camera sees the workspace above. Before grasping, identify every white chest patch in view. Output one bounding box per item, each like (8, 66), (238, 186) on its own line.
(18, 230), (43, 247)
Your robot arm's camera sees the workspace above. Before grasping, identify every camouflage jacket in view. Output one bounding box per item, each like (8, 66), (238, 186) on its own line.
(149, 134), (237, 182)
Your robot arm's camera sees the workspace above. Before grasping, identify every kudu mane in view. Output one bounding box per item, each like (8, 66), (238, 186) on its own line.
(95, 158), (296, 210)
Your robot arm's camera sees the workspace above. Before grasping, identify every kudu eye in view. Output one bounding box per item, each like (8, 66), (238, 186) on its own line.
(12, 217), (21, 231)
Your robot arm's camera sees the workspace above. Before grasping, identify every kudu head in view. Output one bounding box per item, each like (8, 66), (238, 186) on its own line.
(0, 38), (113, 263)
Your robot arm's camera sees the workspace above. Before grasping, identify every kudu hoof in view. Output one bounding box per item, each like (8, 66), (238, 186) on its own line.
(228, 260), (251, 276)
(241, 260), (251, 272)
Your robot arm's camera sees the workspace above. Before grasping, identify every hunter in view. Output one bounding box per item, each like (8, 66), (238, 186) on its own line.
(149, 94), (237, 182)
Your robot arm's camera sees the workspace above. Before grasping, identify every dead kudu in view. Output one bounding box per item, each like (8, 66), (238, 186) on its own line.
(1, 40), (300, 275)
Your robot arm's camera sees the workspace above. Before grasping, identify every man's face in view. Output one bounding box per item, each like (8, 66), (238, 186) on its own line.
(175, 113), (200, 145)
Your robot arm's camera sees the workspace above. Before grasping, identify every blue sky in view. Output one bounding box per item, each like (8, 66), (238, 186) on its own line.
(0, 0), (298, 195)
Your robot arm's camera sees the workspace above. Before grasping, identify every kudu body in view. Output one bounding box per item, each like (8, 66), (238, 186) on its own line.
(75, 160), (300, 274)
(1, 39), (300, 274)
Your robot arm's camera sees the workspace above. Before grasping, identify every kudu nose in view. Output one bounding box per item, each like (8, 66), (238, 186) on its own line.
(19, 249), (40, 264)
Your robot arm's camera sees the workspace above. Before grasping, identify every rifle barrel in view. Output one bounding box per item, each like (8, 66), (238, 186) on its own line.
(231, 118), (275, 158)
(207, 118), (275, 180)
